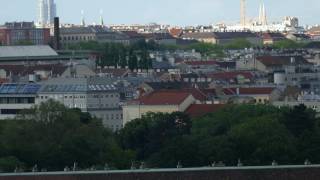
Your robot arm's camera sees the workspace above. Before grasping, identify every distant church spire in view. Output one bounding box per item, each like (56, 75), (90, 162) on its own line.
(258, 1), (267, 26)
(258, 2), (263, 24)
(81, 10), (86, 27)
(100, 9), (104, 26)
(262, 3), (267, 26)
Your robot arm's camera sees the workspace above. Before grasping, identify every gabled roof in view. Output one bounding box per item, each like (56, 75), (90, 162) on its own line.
(169, 28), (183, 37)
(138, 91), (192, 105)
(185, 104), (225, 118)
(256, 56), (310, 67)
(60, 26), (111, 34)
(155, 89), (207, 102)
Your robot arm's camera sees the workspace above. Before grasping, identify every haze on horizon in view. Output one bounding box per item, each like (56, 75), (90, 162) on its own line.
(0, 0), (319, 26)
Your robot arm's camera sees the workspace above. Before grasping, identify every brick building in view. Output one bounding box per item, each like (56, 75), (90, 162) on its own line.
(0, 22), (50, 45)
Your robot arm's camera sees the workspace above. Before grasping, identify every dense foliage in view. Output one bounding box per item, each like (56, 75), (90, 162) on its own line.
(271, 39), (304, 49)
(119, 104), (320, 168)
(1, 101), (319, 172)
(0, 100), (134, 172)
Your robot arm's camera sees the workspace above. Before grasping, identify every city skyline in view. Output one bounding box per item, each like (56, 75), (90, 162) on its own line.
(0, 0), (319, 26)
(38, 0), (57, 26)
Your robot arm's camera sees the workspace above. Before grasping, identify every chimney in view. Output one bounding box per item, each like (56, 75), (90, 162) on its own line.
(54, 17), (60, 50)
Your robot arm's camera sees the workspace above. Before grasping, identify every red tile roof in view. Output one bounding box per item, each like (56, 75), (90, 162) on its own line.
(138, 91), (192, 105)
(185, 104), (225, 118)
(169, 28), (183, 38)
(256, 56), (309, 67)
(156, 89), (207, 102)
(223, 87), (275, 95)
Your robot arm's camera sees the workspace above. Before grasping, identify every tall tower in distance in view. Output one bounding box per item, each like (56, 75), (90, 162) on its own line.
(38, 0), (56, 27)
(240, 0), (246, 27)
(258, 2), (268, 26)
(47, 0), (57, 25)
(38, 0), (48, 26)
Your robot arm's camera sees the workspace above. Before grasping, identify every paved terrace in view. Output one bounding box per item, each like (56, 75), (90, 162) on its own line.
(1, 164), (320, 180)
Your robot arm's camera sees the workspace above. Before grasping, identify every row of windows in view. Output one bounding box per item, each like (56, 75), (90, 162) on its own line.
(60, 35), (95, 41)
(183, 78), (212, 83)
(66, 104), (86, 108)
(88, 103), (119, 108)
(39, 95), (87, 100)
(0, 109), (20, 115)
(92, 94), (119, 98)
(39, 94), (119, 100)
(98, 113), (123, 120)
(0, 97), (35, 104)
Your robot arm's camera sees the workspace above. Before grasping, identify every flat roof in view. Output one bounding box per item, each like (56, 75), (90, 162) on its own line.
(0, 45), (58, 58)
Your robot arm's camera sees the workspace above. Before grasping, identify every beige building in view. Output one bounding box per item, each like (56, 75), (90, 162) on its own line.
(123, 91), (195, 125)
(181, 32), (262, 46)
(223, 87), (281, 104)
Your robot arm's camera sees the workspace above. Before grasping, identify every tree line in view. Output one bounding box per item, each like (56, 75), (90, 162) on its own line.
(68, 40), (158, 71)
(0, 100), (319, 172)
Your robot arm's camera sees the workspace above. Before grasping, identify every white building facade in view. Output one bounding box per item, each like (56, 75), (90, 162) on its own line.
(38, 0), (56, 27)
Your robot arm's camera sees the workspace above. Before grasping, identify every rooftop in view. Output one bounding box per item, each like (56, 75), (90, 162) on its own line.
(137, 91), (192, 105)
(0, 83), (41, 94)
(256, 56), (310, 67)
(223, 87), (276, 96)
(0, 45), (58, 58)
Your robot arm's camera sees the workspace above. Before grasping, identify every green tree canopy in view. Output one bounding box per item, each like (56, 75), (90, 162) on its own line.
(0, 100), (134, 172)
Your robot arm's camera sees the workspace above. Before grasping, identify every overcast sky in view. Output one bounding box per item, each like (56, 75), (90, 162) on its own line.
(0, 0), (319, 26)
